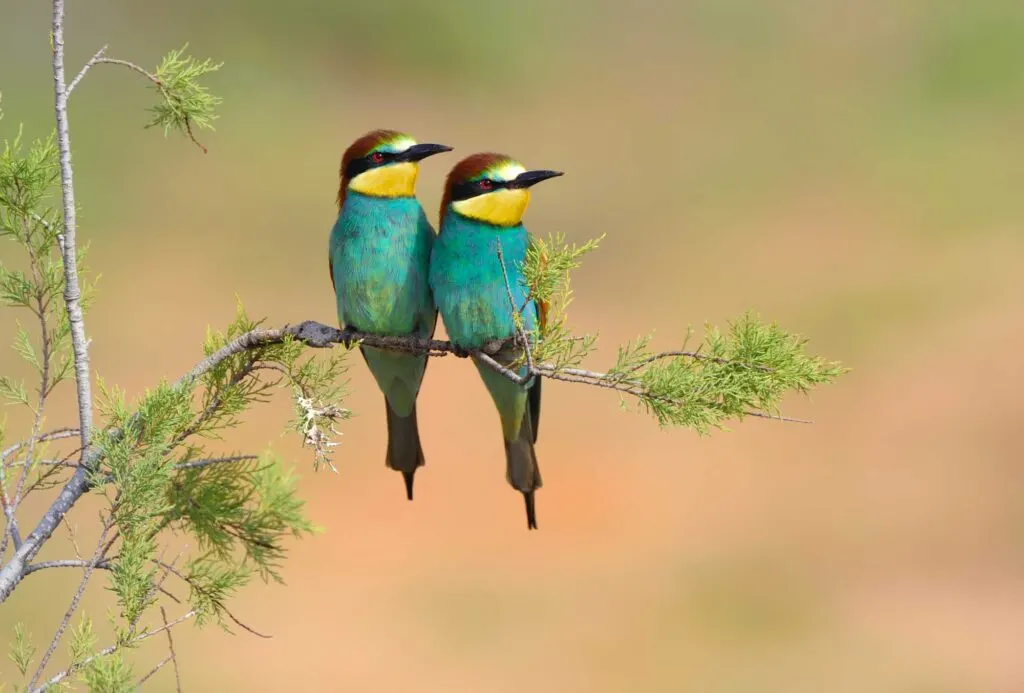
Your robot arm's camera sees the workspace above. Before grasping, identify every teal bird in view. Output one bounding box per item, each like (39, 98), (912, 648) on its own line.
(429, 153), (563, 529)
(329, 129), (452, 500)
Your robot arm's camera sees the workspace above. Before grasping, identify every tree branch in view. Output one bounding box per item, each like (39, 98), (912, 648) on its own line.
(22, 558), (182, 604)
(66, 45), (108, 96)
(136, 654), (174, 687)
(66, 45), (211, 152)
(23, 558), (108, 575)
(6, 218), (60, 553)
(172, 454), (260, 472)
(51, 0), (95, 455)
(160, 605), (183, 693)
(27, 515), (114, 689)
(496, 243), (534, 384)
(150, 558), (270, 639)
(0, 317), (812, 603)
(31, 609), (197, 692)
(1, 428), (80, 461)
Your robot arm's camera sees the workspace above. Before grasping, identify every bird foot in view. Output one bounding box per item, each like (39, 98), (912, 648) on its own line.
(339, 326), (359, 349)
(450, 344), (472, 358)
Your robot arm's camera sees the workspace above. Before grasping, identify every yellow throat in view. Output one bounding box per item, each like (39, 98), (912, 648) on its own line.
(349, 161), (420, 198)
(452, 188), (531, 227)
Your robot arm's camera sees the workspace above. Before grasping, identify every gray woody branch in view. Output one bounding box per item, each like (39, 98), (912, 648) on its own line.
(0, 318), (799, 602)
(0, 0), (97, 605)
(51, 0), (94, 456)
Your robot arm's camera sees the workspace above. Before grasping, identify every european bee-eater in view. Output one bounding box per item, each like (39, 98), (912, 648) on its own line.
(329, 129), (452, 500)
(429, 153), (563, 529)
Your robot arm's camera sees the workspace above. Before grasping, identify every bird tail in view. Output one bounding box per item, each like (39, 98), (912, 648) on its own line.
(384, 400), (426, 501)
(504, 413), (542, 530)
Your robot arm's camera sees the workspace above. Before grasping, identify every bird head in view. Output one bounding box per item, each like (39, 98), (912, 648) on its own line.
(338, 129), (452, 207)
(441, 153), (563, 227)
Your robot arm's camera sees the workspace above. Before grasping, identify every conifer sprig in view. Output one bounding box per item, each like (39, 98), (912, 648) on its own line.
(68, 44), (222, 152)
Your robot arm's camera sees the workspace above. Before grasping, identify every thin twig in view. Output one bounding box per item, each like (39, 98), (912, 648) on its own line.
(151, 558), (271, 638)
(22, 558), (182, 603)
(74, 52), (211, 153)
(33, 610), (197, 692)
(0, 428), (80, 461)
(136, 655), (174, 687)
(7, 459), (78, 469)
(536, 367), (812, 424)
(66, 45), (108, 96)
(7, 217), (56, 550)
(161, 606), (183, 693)
(94, 57), (160, 84)
(63, 515), (82, 559)
(173, 454), (259, 471)
(20, 460), (77, 498)
(23, 558), (105, 575)
(623, 349), (775, 374)
(27, 516), (113, 689)
(474, 351), (527, 386)
(29, 212), (54, 231)
(95, 453), (260, 487)
(0, 465), (19, 556)
(495, 243), (535, 380)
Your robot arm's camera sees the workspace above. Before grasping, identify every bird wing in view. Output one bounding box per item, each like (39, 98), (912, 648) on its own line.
(328, 255), (336, 293)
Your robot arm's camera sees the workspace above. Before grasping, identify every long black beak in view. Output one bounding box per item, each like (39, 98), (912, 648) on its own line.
(402, 143), (454, 162)
(509, 169), (564, 189)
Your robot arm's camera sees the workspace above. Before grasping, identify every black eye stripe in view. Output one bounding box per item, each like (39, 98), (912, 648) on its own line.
(344, 150), (399, 179)
(449, 178), (508, 202)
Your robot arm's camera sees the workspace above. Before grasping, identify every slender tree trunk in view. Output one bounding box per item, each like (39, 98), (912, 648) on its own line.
(51, 0), (94, 452)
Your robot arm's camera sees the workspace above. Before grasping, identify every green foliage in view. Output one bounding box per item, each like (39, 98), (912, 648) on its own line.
(197, 303), (301, 437)
(520, 233), (602, 369)
(8, 624), (35, 677)
(68, 617), (96, 670)
(0, 29), (326, 692)
(0, 126), (86, 407)
(200, 303), (351, 470)
(521, 234), (845, 429)
(522, 232), (604, 311)
(606, 314), (847, 431)
(169, 453), (316, 586)
(184, 555), (251, 628)
(146, 45), (223, 140)
(94, 380), (194, 626)
(0, 129), (59, 224)
(83, 306), (320, 633)
(79, 654), (133, 693)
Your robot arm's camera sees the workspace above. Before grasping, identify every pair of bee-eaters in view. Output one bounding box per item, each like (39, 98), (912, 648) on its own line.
(328, 129), (563, 530)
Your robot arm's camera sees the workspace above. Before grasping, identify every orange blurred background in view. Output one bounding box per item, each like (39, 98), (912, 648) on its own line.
(2, 0), (1024, 690)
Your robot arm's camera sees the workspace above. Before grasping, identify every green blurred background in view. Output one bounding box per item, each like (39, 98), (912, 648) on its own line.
(2, 0), (1024, 690)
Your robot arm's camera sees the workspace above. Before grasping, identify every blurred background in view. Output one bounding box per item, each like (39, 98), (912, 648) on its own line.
(2, 0), (1023, 690)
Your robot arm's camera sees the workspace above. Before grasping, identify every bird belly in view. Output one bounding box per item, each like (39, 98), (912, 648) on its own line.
(336, 263), (423, 336)
(438, 286), (517, 348)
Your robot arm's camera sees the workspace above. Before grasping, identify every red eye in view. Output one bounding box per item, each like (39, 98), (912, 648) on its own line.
(479, 179), (493, 190)
(371, 152), (384, 163)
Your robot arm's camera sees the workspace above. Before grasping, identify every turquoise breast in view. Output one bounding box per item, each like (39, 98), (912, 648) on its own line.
(429, 211), (538, 349)
(329, 192), (434, 336)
